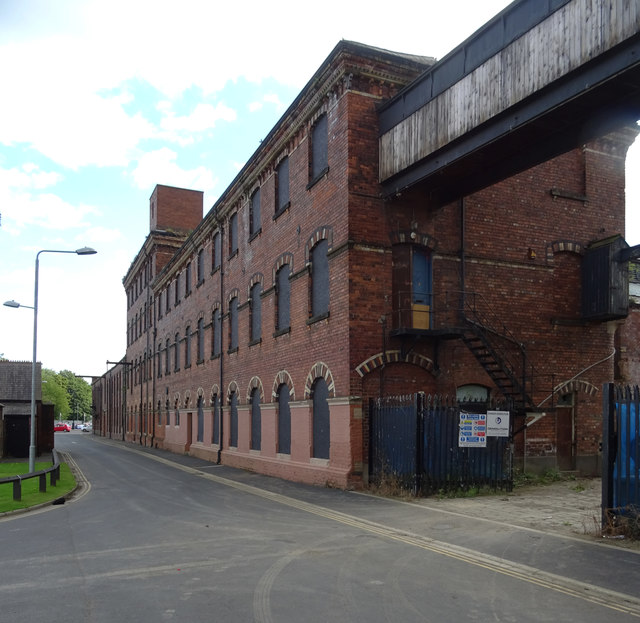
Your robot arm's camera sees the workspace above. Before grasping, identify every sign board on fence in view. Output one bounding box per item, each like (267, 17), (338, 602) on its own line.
(486, 410), (510, 437)
(459, 413), (486, 447)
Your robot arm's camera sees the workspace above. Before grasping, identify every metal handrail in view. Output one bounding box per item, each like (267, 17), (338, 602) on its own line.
(0, 449), (61, 502)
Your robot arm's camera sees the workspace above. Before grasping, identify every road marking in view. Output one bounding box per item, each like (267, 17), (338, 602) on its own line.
(93, 438), (640, 618)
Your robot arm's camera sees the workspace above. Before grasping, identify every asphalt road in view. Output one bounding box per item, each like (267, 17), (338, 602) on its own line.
(1, 433), (639, 623)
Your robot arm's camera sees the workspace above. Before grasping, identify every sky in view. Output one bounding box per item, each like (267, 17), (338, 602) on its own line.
(1, 0), (638, 376)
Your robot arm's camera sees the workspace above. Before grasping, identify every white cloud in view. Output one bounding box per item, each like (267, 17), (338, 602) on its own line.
(248, 93), (285, 115)
(131, 148), (218, 200)
(0, 163), (62, 191)
(0, 165), (98, 232)
(158, 102), (237, 147)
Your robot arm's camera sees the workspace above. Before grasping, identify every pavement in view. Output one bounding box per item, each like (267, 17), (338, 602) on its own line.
(412, 475), (640, 551)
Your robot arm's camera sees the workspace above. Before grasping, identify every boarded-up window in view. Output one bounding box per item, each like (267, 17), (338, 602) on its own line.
(277, 384), (291, 455)
(197, 397), (204, 443)
(250, 388), (261, 451)
(212, 231), (221, 271)
(276, 157), (290, 214)
(276, 264), (291, 332)
(212, 308), (221, 357)
(229, 213), (238, 256)
(311, 114), (328, 181)
(230, 392), (238, 447)
(184, 325), (191, 368)
(185, 262), (192, 295)
(250, 188), (261, 237)
(197, 317), (204, 363)
(229, 297), (238, 351)
(250, 283), (262, 343)
(197, 248), (205, 284)
(212, 394), (219, 445)
(311, 239), (329, 318)
(312, 377), (330, 459)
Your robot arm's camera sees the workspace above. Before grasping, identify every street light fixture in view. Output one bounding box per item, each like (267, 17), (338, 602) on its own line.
(4, 247), (97, 473)
(3, 300), (34, 309)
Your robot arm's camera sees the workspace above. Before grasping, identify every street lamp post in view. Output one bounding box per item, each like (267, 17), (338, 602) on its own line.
(4, 246), (96, 473)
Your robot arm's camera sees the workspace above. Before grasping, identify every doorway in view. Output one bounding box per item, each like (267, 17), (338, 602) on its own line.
(556, 393), (575, 471)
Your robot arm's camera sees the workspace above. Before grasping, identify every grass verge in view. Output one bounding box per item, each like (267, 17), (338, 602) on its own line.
(0, 462), (76, 513)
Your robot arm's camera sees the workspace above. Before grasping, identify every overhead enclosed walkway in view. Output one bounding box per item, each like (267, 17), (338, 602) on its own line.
(379, 0), (640, 204)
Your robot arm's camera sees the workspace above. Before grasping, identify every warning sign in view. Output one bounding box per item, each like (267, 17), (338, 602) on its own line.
(459, 413), (487, 447)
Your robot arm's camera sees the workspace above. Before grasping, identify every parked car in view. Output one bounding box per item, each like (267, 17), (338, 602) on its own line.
(54, 422), (71, 432)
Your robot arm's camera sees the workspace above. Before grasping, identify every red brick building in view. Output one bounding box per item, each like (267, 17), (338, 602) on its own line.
(93, 40), (638, 486)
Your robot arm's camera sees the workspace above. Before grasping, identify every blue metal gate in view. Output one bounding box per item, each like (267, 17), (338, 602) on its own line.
(602, 383), (639, 523)
(369, 394), (512, 495)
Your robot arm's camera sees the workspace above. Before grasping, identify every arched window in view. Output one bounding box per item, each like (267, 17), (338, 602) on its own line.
(197, 317), (204, 363)
(250, 388), (261, 451)
(229, 213), (238, 257)
(165, 338), (171, 375)
(197, 396), (204, 443)
(310, 114), (328, 183)
(277, 384), (291, 455)
(212, 308), (221, 357)
(250, 283), (262, 344)
(229, 297), (238, 352)
(212, 231), (221, 271)
(229, 392), (238, 447)
(276, 264), (291, 333)
(310, 239), (329, 319)
(212, 393), (220, 445)
(197, 248), (205, 285)
(250, 188), (261, 238)
(185, 325), (191, 368)
(312, 377), (330, 459)
(275, 156), (290, 215)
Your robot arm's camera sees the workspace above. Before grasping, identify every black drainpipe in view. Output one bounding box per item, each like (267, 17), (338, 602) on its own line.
(460, 197), (466, 318)
(217, 224), (224, 465)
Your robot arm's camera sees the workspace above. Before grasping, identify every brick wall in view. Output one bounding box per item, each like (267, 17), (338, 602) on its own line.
(93, 40), (639, 486)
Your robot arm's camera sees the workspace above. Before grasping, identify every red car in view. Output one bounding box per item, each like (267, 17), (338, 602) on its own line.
(54, 422), (71, 432)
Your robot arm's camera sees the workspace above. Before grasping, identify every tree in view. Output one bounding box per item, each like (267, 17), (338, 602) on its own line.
(41, 369), (92, 422)
(42, 369), (70, 420)
(59, 370), (92, 420)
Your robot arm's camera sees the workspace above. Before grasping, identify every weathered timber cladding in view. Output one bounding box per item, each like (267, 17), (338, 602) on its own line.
(379, 0), (640, 181)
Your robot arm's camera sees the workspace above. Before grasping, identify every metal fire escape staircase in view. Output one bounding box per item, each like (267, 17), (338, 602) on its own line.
(460, 294), (535, 413)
